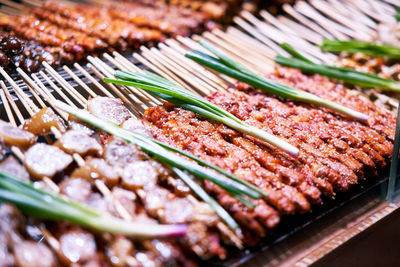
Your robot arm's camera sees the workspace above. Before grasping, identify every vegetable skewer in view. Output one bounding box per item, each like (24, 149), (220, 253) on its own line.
(185, 39), (368, 123)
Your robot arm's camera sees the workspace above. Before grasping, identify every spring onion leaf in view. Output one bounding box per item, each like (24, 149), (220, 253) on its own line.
(321, 39), (400, 59)
(275, 44), (400, 92)
(151, 138), (268, 199)
(55, 100), (259, 199)
(0, 170), (187, 238)
(172, 168), (241, 233)
(105, 71), (299, 158)
(184, 39), (368, 123)
(54, 100), (261, 231)
(280, 43), (314, 63)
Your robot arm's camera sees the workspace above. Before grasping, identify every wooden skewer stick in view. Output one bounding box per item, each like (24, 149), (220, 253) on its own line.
(103, 53), (163, 105)
(141, 47), (214, 95)
(159, 43), (225, 92)
(0, 81), (25, 124)
(43, 62), (86, 107)
(17, 68), (47, 109)
(0, 83), (16, 126)
(74, 63), (114, 99)
(86, 62), (149, 112)
(163, 39), (229, 89)
(139, 47), (191, 90)
(39, 71), (77, 108)
(63, 66), (97, 98)
(0, 67), (37, 115)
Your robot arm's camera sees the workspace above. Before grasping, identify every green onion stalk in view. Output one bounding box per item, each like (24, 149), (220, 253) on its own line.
(276, 43), (400, 92)
(0, 170), (186, 238)
(320, 38), (400, 59)
(54, 100), (255, 232)
(184, 39), (368, 123)
(105, 70), (299, 158)
(396, 6), (400, 22)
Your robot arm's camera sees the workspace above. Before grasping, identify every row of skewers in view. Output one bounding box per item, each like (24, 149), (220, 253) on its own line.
(0, 0), (217, 73)
(0, 0), (292, 74)
(0, 0), (399, 266)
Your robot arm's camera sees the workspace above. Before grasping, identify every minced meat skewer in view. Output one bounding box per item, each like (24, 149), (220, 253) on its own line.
(207, 89), (382, 180)
(234, 80), (393, 163)
(270, 67), (396, 141)
(24, 143), (73, 179)
(206, 89), (370, 191)
(144, 105), (313, 213)
(32, 7), (166, 51)
(56, 102), (239, 259)
(0, 120), (37, 150)
(0, 118), (230, 263)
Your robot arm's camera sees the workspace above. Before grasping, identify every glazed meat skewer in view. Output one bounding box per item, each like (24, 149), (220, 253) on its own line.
(13, 68), (244, 258)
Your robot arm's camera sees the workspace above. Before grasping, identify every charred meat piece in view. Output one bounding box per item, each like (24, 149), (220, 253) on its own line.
(142, 186), (170, 219)
(106, 235), (135, 267)
(87, 97), (131, 125)
(121, 160), (164, 190)
(0, 32), (49, 73)
(14, 241), (56, 267)
(24, 143), (73, 179)
(104, 138), (147, 167)
(111, 187), (137, 216)
(0, 203), (23, 246)
(163, 198), (194, 224)
(22, 107), (66, 135)
(59, 230), (97, 265)
(270, 67), (395, 141)
(0, 156), (30, 181)
(184, 222), (227, 260)
(122, 117), (153, 137)
(0, 121), (37, 149)
(71, 157), (119, 186)
(55, 130), (102, 156)
(145, 105), (310, 214)
(0, 243), (14, 266)
(60, 177), (92, 202)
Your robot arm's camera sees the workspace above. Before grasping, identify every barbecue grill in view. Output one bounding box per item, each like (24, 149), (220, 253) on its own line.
(0, 0), (399, 266)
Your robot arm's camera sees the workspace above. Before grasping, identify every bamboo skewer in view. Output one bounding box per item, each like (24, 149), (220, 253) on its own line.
(0, 85), (16, 126)
(25, 67), (243, 247)
(0, 0), (398, 259)
(8, 67), (137, 222)
(0, 81), (25, 124)
(73, 63), (114, 99)
(106, 52), (164, 105)
(63, 66), (97, 98)
(139, 47), (215, 96)
(159, 43), (225, 92)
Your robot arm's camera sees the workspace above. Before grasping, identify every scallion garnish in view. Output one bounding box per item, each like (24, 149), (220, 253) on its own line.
(185, 39), (368, 123)
(104, 70), (299, 158)
(0, 170), (187, 238)
(172, 168), (241, 233)
(396, 6), (400, 21)
(54, 100), (257, 231)
(276, 43), (400, 92)
(320, 39), (400, 59)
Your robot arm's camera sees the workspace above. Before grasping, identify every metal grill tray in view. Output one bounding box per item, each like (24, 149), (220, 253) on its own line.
(0, 57), (392, 267)
(214, 172), (389, 266)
